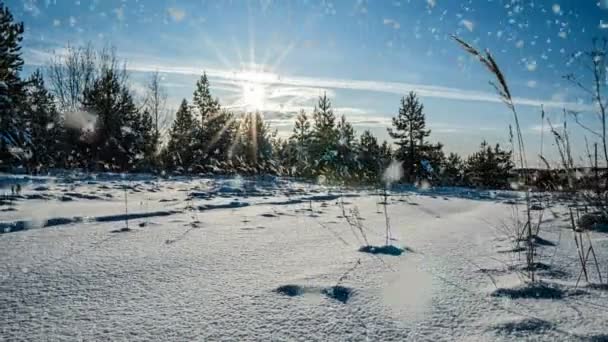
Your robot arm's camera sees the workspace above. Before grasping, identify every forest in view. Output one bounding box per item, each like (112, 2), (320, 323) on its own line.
(0, 3), (519, 189)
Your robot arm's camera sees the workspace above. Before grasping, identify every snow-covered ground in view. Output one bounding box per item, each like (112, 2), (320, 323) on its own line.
(1, 173), (607, 341)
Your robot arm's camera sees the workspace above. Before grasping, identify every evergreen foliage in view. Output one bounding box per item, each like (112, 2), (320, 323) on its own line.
(164, 99), (196, 171)
(310, 93), (339, 178)
(82, 65), (151, 170)
(465, 141), (514, 188)
(23, 70), (62, 170)
(191, 73), (235, 169)
(388, 92), (433, 181)
(232, 112), (275, 173)
(0, 1), (518, 189)
(0, 3), (26, 167)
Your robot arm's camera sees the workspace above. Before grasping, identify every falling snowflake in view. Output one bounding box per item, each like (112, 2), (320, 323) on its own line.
(461, 19), (474, 32)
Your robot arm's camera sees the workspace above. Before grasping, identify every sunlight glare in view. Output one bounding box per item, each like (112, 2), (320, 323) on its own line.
(241, 81), (266, 111)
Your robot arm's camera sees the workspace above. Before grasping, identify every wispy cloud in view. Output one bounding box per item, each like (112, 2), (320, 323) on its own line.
(24, 47), (591, 112)
(126, 60), (590, 111)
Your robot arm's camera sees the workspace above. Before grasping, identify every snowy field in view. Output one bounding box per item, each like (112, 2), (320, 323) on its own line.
(1, 173), (608, 341)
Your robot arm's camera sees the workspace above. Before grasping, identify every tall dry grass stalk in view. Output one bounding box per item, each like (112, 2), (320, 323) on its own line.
(453, 36), (537, 281)
(569, 207), (604, 286)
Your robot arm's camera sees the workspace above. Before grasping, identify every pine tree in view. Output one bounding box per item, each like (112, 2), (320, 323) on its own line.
(0, 3), (26, 168)
(164, 99), (196, 171)
(440, 152), (465, 186)
(310, 93), (339, 177)
(465, 141), (514, 188)
(379, 140), (393, 168)
(336, 114), (357, 180)
(388, 92), (431, 182)
(290, 110), (312, 175)
(420, 142), (445, 180)
(82, 67), (142, 170)
(272, 138), (290, 175)
(24, 69), (62, 171)
(358, 130), (382, 183)
(192, 72), (221, 123)
(233, 112), (275, 173)
(131, 109), (156, 170)
(192, 72), (234, 169)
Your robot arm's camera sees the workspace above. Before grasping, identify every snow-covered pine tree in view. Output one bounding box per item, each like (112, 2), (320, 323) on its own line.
(388, 92), (432, 182)
(271, 137), (290, 175)
(465, 140), (514, 188)
(82, 65), (142, 171)
(310, 93), (339, 177)
(336, 114), (357, 180)
(233, 112), (275, 173)
(358, 130), (382, 183)
(379, 140), (393, 167)
(192, 72), (235, 170)
(131, 108), (156, 171)
(0, 3), (26, 169)
(164, 99), (196, 171)
(24, 69), (62, 171)
(440, 152), (465, 186)
(290, 109), (312, 176)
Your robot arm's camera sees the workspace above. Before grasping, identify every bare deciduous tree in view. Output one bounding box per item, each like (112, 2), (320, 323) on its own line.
(144, 71), (168, 145)
(564, 38), (608, 167)
(47, 43), (97, 112)
(47, 44), (125, 113)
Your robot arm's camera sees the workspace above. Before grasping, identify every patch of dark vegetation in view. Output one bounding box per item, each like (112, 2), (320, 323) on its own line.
(0, 216), (84, 234)
(586, 334), (608, 341)
(260, 213), (277, 218)
(64, 192), (105, 200)
(197, 202), (249, 211)
(0, 221), (27, 233)
(530, 204), (544, 211)
(532, 236), (556, 246)
(274, 284), (353, 303)
(359, 245), (404, 256)
(275, 284), (304, 297)
(515, 235), (555, 247)
(264, 198), (305, 206)
(110, 227), (133, 233)
(586, 283), (608, 291)
(322, 286), (353, 303)
(492, 318), (553, 334)
(59, 196), (74, 202)
(95, 210), (179, 222)
(475, 267), (508, 276)
(491, 282), (581, 300)
(517, 262), (569, 279)
(25, 194), (49, 200)
(578, 212), (608, 233)
(521, 262), (551, 272)
(45, 217), (83, 227)
(0, 199), (14, 206)
(497, 246), (526, 254)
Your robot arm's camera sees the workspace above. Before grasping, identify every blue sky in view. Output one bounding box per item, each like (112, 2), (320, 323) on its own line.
(8, 0), (608, 163)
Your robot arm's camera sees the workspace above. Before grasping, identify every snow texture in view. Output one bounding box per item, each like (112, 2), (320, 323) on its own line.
(1, 173), (607, 341)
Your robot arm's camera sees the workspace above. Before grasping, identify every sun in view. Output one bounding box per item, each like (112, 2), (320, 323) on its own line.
(241, 82), (266, 112)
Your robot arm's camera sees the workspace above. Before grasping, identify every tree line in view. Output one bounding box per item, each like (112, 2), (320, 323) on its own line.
(0, 2), (514, 188)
